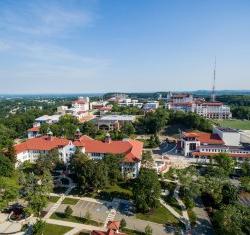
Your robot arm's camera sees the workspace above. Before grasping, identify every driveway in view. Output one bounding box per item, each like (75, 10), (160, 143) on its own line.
(192, 198), (214, 235)
(56, 199), (111, 223)
(115, 213), (174, 235)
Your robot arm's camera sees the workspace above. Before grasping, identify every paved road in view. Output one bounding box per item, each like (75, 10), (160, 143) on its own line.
(115, 213), (174, 235)
(192, 198), (214, 235)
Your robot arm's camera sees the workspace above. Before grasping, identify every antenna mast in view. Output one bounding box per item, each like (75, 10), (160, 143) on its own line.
(211, 58), (216, 102)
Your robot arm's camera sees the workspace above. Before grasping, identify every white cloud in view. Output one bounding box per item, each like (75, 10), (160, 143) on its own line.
(0, 1), (93, 36)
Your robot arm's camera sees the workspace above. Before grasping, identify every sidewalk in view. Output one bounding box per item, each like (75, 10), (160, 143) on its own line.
(45, 218), (106, 235)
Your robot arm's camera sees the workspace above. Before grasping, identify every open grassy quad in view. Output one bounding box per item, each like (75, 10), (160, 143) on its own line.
(62, 197), (79, 205)
(215, 119), (250, 130)
(136, 204), (178, 225)
(99, 183), (133, 200)
(51, 212), (103, 226)
(43, 223), (72, 235)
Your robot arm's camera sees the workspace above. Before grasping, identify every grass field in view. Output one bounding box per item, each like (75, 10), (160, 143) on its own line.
(51, 212), (102, 226)
(215, 119), (250, 130)
(62, 197), (79, 205)
(136, 204), (178, 225)
(98, 183), (133, 200)
(43, 224), (72, 235)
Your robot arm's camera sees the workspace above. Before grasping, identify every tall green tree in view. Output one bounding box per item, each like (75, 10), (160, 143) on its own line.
(133, 169), (161, 212)
(0, 155), (14, 177)
(213, 154), (236, 176)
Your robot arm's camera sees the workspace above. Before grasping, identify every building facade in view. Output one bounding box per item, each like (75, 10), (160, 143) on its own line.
(166, 93), (232, 119)
(15, 132), (143, 178)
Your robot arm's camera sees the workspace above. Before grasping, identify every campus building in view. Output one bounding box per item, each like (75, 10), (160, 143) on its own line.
(97, 115), (136, 131)
(180, 127), (250, 163)
(166, 93), (232, 119)
(91, 220), (127, 235)
(56, 97), (94, 122)
(15, 131), (143, 178)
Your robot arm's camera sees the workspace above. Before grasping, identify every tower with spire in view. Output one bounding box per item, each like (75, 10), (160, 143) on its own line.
(211, 58), (216, 102)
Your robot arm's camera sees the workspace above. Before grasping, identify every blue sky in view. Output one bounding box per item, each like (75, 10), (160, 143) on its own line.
(0, 0), (250, 94)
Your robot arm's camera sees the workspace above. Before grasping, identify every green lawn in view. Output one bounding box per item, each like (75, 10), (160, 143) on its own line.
(136, 204), (178, 225)
(50, 212), (102, 226)
(163, 196), (182, 215)
(98, 182), (133, 201)
(48, 195), (60, 203)
(215, 119), (250, 130)
(62, 197), (79, 205)
(43, 223), (72, 235)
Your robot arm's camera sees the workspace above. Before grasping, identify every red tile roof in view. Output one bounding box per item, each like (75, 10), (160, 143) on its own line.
(73, 100), (87, 105)
(183, 132), (224, 145)
(27, 126), (40, 132)
(107, 221), (120, 230)
(73, 136), (143, 163)
(200, 102), (223, 106)
(15, 136), (70, 154)
(91, 229), (126, 235)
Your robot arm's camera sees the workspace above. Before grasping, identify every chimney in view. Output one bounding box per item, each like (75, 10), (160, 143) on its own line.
(104, 133), (112, 143)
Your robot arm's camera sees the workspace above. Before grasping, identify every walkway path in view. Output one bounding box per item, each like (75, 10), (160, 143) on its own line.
(45, 218), (105, 235)
(44, 175), (75, 219)
(160, 179), (191, 233)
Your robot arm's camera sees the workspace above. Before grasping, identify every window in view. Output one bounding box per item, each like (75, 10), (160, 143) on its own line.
(189, 143), (196, 151)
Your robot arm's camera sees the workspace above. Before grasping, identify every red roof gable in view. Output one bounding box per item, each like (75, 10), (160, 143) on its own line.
(107, 221), (120, 230)
(73, 136), (143, 163)
(27, 126), (40, 132)
(183, 132), (224, 145)
(15, 136), (70, 154)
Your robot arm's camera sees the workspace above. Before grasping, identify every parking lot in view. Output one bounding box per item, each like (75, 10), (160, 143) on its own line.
(56, 199), (111, 223)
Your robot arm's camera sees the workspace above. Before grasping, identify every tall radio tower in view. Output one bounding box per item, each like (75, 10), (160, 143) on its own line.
(211, 58), (216, 102)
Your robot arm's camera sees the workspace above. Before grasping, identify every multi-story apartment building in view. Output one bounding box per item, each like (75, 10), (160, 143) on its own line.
(143, 101), (159, 111)
(166, 93), (232, 119)
(195, 101), (232, 119)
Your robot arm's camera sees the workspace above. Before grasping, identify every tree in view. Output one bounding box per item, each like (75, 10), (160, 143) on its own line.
(133, 169), (161, 212)
(65, 206), (73, 217)
(20, 170), (53, 216)
(0, 155), (14, 177)
(120, 122), (135, 136)
(28, 193), (47, 216)
(240, 176), (250, 192)
(80, 121), (98, 138)
(0, 176), (19, 210)
(222, 183), (238, 205)
(241, 160), (250, 176)
(71, 152), (108, 191)
(213, 154), (235, 176)
(103, 154), (122, 184)
(35, 149), (60, 174)
(213, 205), (244, 235)
(32, 219), (46, 235)
(145, 225), (153, 235)
(120, 218), (127, 230)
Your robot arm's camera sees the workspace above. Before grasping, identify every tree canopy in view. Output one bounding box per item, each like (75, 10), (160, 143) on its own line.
(133, 168), (161, 212)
